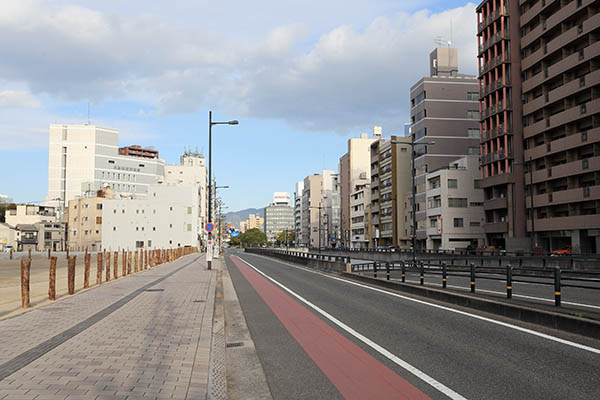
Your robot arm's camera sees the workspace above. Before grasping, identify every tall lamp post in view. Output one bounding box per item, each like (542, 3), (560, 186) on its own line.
(207, 111), (238, 270)
(514, 157), (536, 252)
(391, 136), (435, 268)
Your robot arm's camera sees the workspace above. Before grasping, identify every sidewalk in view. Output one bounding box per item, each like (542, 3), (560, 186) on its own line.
(0, 253), (217, 400)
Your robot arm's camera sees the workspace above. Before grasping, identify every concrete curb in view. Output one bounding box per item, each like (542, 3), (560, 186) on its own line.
(341, 271), (600, 339)
(208, 261), (227, 400)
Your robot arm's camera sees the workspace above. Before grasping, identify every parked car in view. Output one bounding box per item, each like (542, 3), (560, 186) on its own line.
(551, 246), (572, 256)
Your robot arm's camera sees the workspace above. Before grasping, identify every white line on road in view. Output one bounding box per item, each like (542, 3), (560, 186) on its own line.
(239, 253), (600, 355)
(234, 256), (468, 400)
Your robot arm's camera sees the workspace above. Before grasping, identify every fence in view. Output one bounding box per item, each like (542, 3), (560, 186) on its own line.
(246, 248), (600, 307)
(17, 246), (198, 310)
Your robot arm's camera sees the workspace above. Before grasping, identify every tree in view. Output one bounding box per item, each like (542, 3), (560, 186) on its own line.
(276, 230), (295, 245)
(241, 228), (267, 246)
(229, 237), (240, 246)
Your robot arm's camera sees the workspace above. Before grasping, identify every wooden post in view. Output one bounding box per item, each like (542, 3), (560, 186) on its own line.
(122, 250), (127, 276)
(96, 253), (103, 285)
(127, 251), (132, 275)
(9, 248), (13, 260)
(145, 250), (148, 269)
(28, 248), (32, 258)
(134, 250), (138, 273)
(114, 252), (118, 280)
(67, 255), (76, 295)
(21, 258), (31, 308)
(105, 252), (111, 282)
(66, 248), (69, 258)
(84, 253), (91, 289)
(49, 256), (57, 300)
(48, 248), (51, 259)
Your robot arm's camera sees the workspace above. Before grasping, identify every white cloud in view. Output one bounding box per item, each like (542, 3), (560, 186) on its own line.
(0, 90), (41, 109)
(0, 1), (478, 135)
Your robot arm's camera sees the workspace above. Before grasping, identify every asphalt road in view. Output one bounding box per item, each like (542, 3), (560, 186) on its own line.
(226, 250), (600, 400)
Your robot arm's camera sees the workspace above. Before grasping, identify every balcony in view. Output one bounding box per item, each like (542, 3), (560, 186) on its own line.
(478, 29), (511, 56)
(531, 214), (600, 232)
(525, 127), (600, 161)
(478, 6), (509, 35)
(479, 53), (511, 77)
(529, 157), (600, 185)
(524, 98), (600, 139)
(533, 185), (600, 208)
(483, 221), (508, 233)
(483, 197), (508, 210)
(520, 0), (585, 49)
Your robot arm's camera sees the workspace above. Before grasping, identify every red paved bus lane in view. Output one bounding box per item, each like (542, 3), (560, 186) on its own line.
(230, 255), (430, 400)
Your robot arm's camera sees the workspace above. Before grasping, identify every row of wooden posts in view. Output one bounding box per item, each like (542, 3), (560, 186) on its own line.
(20, 246), (198, 309)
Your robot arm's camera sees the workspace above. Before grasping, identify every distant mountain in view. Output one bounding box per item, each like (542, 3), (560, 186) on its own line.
(224, 208), (264, 229)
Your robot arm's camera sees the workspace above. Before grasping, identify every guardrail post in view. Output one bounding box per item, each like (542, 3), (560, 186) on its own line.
(401, 262), (406, 283)
(554, 266), (561, 307)
(442, 262), (447, 288)
(506, 264), (512, 299)
(470, 263), (476, 293)
(373, 262), (377, 279)
(386, 262), (390, 281)
(419, 262), (424, 285)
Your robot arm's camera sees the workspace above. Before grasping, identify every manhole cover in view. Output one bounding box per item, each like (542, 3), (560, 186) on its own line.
(145, 289), (164, 292)
(226, 342), (244, 348)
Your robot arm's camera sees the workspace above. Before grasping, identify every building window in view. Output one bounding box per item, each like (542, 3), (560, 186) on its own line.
(474, 179), (481, 189)
(470, 202), (484, 207)
(97, 204), (102, 210)
(113, 209), (116, 214)
(96, 217), (102, 224)
(448, 179), (458, 189)
(108, 160), (115, 164)
(448, 198), (468, 208)
(470, 221), (480, 227)
(467, 92), (478, 101)
(187, 224), (192, 232)
(467, 110), (480, 120)
(169, 224), (173, 228)
(153, 227), (156, 231)
(468, 146), (480, 155)
(453, 218), (464, 228)
(468, 128), (480, 138)
(187, 207), (192, 214)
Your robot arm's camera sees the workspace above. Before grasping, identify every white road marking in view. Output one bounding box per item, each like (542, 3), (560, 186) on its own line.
(238, 253), (600, 355)
(233, 256), (468, 400)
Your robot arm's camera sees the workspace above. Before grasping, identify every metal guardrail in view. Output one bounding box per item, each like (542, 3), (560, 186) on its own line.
(350, 259), (600, 307)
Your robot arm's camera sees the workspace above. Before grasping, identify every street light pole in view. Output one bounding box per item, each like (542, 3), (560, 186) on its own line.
(207, 111), (238, 270)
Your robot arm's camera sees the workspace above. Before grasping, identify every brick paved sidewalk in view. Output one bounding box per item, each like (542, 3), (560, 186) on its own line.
(0, 254), (217, 400)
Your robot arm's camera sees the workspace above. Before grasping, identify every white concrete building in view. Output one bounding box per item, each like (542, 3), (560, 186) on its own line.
(294, 181), (304, 246)
(163, 149), (207, 245)
(101, 184), (199, 251)
(5, 204), (58, 226)
(424, 155), (485, 250)
(264, 192), (294, 243)
(47, 124), (165, 211)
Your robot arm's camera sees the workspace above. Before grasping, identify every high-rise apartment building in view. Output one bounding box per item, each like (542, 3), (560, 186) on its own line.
(264, 192), (295, 243)
(410, 48), (481, 250)
(369, 137), (412, 248)
(477, 0), (600, 253)
(47, 125), (165, 212)
(339, 130), (379, 248)
(294, 181), (304, 246)
(301, 174), (323, 248)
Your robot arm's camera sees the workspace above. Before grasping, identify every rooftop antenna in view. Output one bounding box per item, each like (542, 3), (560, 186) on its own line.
(449, 20), (453, 47)
(434, 36), (446, 48)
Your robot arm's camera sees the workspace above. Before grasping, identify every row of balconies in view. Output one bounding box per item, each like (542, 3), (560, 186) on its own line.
(528, 156), (600, 185)
(481, 99), (512, 119)
(477, 5), (509, 35)
(531, 185), (600, 208)
(523, 68), (600, 117)
(478, 28), (510, 56)
(481, 125), (511, 142)
(525, 127), (600, 161)
(480, 76), (511, 98)
(479, 53), (511, 77)
(524, 98), (600, 139)
(481, 149), (514, 165)
(522, 40), (600, 94)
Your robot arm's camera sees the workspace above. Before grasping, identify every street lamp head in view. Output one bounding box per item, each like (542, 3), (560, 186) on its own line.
(228, 120), (239, 125)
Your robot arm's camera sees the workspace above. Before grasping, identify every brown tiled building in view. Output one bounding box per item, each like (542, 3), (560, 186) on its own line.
(477, 0), (600, 253)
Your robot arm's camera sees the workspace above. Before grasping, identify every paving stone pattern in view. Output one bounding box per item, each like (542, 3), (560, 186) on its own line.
(0, 254), (217, 400)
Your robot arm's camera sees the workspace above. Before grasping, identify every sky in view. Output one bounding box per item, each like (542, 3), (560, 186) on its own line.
(0, 0), (479, 212)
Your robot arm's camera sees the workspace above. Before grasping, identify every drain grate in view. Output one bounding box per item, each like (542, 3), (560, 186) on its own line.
(193, 300), (205, 303)
(144, 289), (164, 292)
(226, 342), (244, 348)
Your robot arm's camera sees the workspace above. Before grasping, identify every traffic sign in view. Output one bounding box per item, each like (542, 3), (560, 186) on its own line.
(205, 223), (214, 232)
(208, 240), (213, 246)
(230, 231), (239, 238)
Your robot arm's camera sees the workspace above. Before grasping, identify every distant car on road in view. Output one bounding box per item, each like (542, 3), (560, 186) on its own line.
(551, 246), (572, 256)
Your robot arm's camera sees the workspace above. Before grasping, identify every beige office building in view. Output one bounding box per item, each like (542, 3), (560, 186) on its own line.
(67, 188), (115, 251)
(240, 214), (264, 233)
(339, 129), (379, 248)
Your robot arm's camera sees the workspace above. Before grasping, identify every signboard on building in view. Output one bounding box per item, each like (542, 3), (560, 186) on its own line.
(273, 192), (291, 204)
